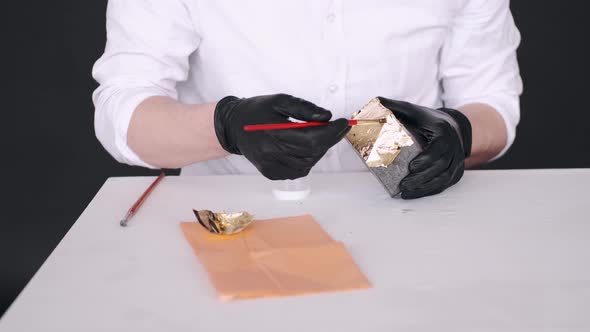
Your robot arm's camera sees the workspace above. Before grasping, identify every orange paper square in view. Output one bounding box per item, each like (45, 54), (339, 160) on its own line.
(180, 214), (371, 300)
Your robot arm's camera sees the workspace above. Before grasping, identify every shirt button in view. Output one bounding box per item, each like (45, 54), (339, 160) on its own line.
(326, 13), (336, 23)
(328, 84), (339, 93)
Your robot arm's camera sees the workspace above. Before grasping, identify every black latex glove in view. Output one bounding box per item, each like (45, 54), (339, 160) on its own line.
(378, 97), (472, 199)
(214, 94), (350, 180)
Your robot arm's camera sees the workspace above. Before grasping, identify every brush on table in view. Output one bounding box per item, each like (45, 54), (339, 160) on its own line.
(120, 171), (166, 227)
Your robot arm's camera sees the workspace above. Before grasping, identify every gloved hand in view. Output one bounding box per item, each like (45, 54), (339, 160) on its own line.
(214, 94), (350, 180)
(378, 97), (472, 199)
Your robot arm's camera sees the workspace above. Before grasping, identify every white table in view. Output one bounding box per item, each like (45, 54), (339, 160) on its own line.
(1, 170), (589, 331)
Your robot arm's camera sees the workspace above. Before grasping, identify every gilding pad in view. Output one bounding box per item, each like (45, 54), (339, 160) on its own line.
(180, 215), (372, 300)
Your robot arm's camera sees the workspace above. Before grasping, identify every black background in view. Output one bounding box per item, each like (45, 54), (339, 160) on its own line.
(2, 1), (589, 317)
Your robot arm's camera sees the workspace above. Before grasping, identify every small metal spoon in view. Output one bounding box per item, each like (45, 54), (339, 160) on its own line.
(193, 209), (254, 235)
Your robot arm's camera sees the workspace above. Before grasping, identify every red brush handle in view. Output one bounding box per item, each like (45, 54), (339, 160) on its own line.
(120, 171), (166, 227)
(129, 172), (165, 215)
(244, 120), (358, 131)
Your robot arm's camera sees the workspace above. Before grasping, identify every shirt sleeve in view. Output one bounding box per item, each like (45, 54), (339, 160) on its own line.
(440, 0), (523, 159)
(92, 0), (200, 167)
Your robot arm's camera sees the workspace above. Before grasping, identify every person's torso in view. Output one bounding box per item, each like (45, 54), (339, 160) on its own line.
(176, 0), (461, 175)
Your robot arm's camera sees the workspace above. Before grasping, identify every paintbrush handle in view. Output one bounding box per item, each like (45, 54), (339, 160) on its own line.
(120, 171), (166, 227)
(243, 120), (381, 132)
(244, 122), (328, 131)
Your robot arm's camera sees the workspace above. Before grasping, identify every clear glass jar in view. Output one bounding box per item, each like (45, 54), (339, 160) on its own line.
(272, 178), (311, 200)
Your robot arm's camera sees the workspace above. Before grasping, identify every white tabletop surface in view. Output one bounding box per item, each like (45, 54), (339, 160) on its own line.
(1, 170), (589, 332)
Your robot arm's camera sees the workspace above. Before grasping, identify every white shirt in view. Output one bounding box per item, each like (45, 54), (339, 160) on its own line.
(93, 0), (522, 175)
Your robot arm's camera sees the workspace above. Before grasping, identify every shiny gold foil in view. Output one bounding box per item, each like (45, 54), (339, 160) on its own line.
(346, 98), (414, 168)
(193, 209), (254, 235)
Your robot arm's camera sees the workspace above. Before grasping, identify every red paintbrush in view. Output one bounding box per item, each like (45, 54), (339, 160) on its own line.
(120, 171), (166, 227)
(243, 119), (386, 132)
